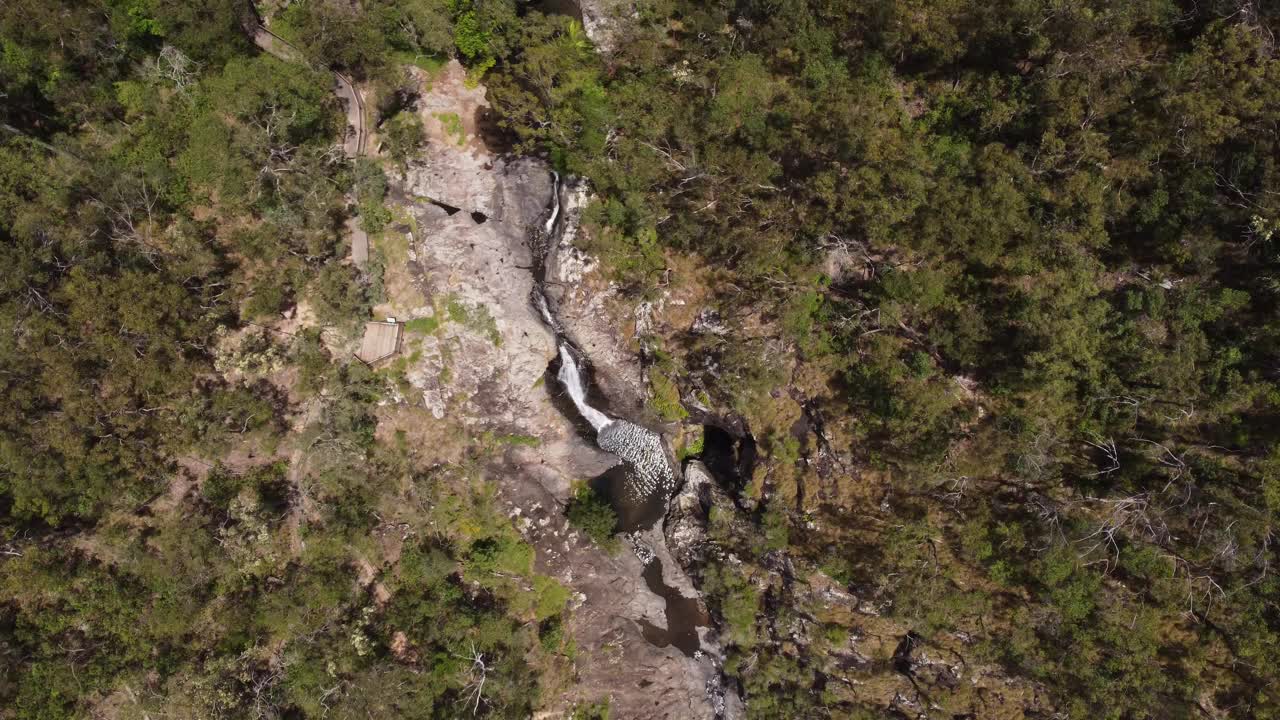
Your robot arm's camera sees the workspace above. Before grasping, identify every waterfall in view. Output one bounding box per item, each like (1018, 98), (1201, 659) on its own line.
(557, 343), (613, 432)
(536, 171), (677, 499)
(535, 291), (559, 330)
(543, 171), (560, 235)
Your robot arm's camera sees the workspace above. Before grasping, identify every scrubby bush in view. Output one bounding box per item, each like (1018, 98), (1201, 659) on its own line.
(566, 483), (618, 553)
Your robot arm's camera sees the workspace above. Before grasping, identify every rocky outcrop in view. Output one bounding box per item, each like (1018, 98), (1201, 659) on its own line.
(665, 460), (748, 573)
(392, 61), (722, 718)
(666, 460), (714, 570)
(691, 308), (730, 336)
(576, 0), (635, 54)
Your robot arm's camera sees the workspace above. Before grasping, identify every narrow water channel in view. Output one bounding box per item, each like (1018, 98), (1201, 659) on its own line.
(639, 560), (711, 657)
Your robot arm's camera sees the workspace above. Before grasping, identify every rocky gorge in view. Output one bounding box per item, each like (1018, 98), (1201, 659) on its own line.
(379, 58), (743, 717)
(8, 1), (1267, 717)
(369, 48), (1053, 720)
(365, 15), (1059, 719)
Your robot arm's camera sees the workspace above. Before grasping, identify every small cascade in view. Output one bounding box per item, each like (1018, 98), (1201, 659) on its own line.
(543, 171), (560, 235)
(534, 291), (559, 331)
(598, 420), (678, 498)
(556, 343), (613, 432)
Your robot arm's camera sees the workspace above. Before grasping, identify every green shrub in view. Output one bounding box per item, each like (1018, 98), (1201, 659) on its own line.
(383, 110), (425, 162)
(432, 111), (466, 146)
(702, 564), (760, 649)
(405, 315), (441, 334)
(678, 427), (705, 460)
(762, 508), (790, 551)
(648, 368), (687, 421)
(571, 700), (611, 720)
(446, 296), (501, 345)
(566, 483), (618, 553)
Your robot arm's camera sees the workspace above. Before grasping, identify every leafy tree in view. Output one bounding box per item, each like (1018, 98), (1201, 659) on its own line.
(382, 110), (425, 165)
(565, 483), (619, 553)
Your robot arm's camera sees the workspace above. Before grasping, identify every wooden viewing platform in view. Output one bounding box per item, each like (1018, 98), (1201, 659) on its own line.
(356, 319), (402, 365)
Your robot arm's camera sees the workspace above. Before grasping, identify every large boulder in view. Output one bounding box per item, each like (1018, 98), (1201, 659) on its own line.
(664, 460), (748, 574)
(666, 460), (714, 570)
(577, 0), (635, 54)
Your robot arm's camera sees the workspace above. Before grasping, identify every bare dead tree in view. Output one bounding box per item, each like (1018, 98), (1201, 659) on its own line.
(143, 45), (200, 94)
(95, 179), (165, 269)
(1215, 0), (1277, 56)
(242, 649), (285, 720)
(639, 139), (688, 173)
(1016, 429), (1059, 485)
(1076, 495), (1170, 572)
(1129, 437), (1194, 502)
(1237, 529), (1274, 593)
(940, 475), (970, 510)
(819, 233), (879, 281)
(1093, 393), (1142, 411)
(1029, 492), (1067, 548)
(1083, 436), (1121, 478)
(455, 642), (489, 716)
(1162, 553), (1229, 617)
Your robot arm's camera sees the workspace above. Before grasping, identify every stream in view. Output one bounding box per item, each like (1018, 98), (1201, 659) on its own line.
(531, 172), (710, 658)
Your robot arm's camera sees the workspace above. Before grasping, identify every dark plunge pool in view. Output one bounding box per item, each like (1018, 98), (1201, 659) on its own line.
(638, 558), (710, 658)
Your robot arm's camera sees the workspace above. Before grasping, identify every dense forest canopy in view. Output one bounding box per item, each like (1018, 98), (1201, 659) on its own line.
(481, 5), (1280, 712)
(3, 0), (1280, 718)
(1, 2), (566, 717)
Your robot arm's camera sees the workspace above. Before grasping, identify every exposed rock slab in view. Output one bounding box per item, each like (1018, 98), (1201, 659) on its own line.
(577, 0), (636, 54)
(404, 158), (562, 427)
(403, 60), (502, 216)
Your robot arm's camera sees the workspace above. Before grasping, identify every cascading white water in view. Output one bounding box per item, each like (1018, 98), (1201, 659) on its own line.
(543, 171), (560, 235)
(598, 420), (677, 497)
(557, 343), (613, 432)
(535, 291), (558, 330)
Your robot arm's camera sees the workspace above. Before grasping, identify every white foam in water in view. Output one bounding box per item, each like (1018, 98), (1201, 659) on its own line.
(557, 343), (612, 432)
(535, 291), (558, 329)
(597, 420), (677, 498)
(544, 171), (560, 235)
